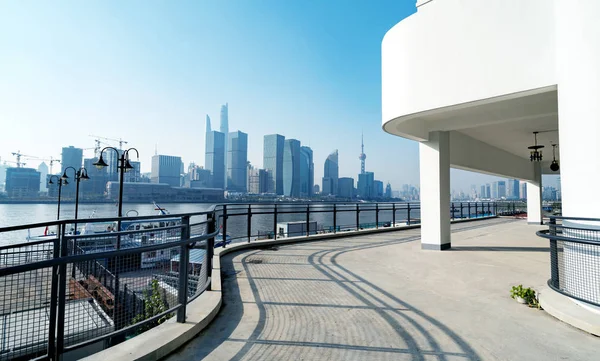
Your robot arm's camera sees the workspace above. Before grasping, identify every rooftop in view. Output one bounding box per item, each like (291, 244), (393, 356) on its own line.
(167, 218), (598, 361)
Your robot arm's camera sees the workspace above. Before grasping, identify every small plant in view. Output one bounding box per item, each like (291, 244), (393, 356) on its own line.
(510, 284), (540, 308)
(131, 279), (169, 332)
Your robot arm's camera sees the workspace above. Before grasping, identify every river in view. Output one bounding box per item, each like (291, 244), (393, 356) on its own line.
(0, 202), (421, 246)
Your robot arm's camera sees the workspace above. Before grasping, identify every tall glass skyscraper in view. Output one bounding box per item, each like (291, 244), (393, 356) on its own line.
(283, 139), (301, 197)
(61, 146), (83, 197)
(300, 146), (314, 197)
(227, 131), (248, 192)
(322, 150), (339, 196)
(263, 134), (285, 195)
(220, 103), (229, 187)
(205, 131), (225, 189)
(358, 171), (374, 199)
(151, 155), (181, 187)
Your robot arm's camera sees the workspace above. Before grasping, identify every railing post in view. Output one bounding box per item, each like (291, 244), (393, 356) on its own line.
(460, 203), (464, 219)
(222, 205), (227, 248)
(475, 203), (478, 218)
(177, 216), (190, 323)
(206, 214), (216, 291)
(407, 203), (411, 226)
(356, 204), (360, 231)
(451, 203), (455, 220)
(306, 205), (310, 237)
(55, 223), (68, 360)
(487, 202), (490, 216)
(333, 204), (337, 234)
(273, 204), (278, 240)
(247, 204), (252, 243)
(48, 226), (61, 360)
(392, 203), (396, 227)
(375, 203), (379, 229)
(549, 217), (560, 288)
(467, 202), (471, 219)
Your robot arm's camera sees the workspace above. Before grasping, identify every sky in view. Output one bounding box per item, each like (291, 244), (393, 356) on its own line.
(0, 0), (558, 193)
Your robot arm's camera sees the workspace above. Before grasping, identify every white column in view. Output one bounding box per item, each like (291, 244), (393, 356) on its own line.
(527, 162), (542, 225)
(555, 0), (600, 308)
(419, 131), (451, 250)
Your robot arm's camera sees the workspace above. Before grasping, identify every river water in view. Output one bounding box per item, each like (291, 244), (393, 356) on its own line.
(0, 202), (421, 246)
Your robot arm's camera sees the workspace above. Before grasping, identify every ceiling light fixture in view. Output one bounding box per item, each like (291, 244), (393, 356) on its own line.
(528, 132), (544, 162)
(550, 144), (559, 172)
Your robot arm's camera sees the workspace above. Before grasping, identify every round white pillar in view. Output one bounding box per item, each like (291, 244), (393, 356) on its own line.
(555, 0), (600, 308)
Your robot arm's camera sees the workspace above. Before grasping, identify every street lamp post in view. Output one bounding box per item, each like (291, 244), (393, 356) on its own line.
(48, 175), (68, 220)
(62, 167), (90, 220)
(93, 146), (138, 331)
(61, 166), (90, 230)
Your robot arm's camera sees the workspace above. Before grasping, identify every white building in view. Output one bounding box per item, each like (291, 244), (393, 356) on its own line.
(382, 0), (600, 326)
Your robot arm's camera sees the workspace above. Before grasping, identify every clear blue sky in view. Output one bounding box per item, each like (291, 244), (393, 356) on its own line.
(0, 0), (557, 192)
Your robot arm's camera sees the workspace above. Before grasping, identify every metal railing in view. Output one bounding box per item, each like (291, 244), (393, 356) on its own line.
(0, 201), (519, 360)
(537, 216), (600, 308)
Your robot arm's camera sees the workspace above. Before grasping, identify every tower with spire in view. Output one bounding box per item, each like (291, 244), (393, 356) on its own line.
(359, 133), (366, 174)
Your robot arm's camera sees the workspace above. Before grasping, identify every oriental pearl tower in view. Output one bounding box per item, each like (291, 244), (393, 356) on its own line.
(359, 133), (366, 174)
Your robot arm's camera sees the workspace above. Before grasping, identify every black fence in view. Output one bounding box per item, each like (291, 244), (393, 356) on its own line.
(0, 201), (523, 360)
(537, 216), (600, 308)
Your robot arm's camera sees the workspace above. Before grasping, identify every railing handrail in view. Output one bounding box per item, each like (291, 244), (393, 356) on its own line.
(536, 229), (600, 246)
(549, 215), (600, 222)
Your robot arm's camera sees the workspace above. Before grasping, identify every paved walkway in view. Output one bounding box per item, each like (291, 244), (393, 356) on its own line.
(168, 218), (599, 361)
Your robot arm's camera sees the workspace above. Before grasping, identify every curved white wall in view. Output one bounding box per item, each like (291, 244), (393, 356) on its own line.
(382, 0), (557, 139)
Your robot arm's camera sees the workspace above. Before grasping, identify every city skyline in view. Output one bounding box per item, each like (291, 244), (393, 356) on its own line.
(0, 1), (558, 193)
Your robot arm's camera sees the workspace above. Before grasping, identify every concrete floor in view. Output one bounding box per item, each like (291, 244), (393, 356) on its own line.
(167, 218), (599, 361)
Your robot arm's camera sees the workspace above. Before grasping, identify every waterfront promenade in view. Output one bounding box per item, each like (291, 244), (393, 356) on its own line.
(167, 218), (598, 361)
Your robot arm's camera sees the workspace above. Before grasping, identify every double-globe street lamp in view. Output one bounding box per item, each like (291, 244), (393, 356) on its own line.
(93, 146), (138, 330)
(93, 147), (139, 242)
(48, 175), (68, 220)
(62, 166), (90, 230)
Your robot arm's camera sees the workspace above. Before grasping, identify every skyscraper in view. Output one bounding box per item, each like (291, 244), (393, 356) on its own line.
(338, 177), (355, 198)
(227, 131), (248, 192)
(205, 130), (225, 189)
(220, 103), (229, 187)
(283, 139), (301, 197)
(300, 146), (314, 197)
(322, 150), (339, 196)
(507, 179), (520, 199)
(37, 162), (48, 193)
(263, 134), (285, 195)
(358, 172), (375, 199)
(247, 166), (268, 194)
(385, 183), (392, 198)
(81, 157), (109, 200)
(151, 155), (181, 187)
(5, 168), (40, 198)
(480, 185), (487, 199)
(61, 146), (83, 198)
(374, 180), (384, 197)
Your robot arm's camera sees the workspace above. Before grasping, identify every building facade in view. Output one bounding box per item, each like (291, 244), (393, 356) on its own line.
(357, 172), (374, 199)
(321, 150), (339, 196)
(220, 103), (229, 188)
(283, 139), (301, 197)
(151, 155), (181, 187)
(263, 134), (285, 195)
(5, 168), (40, 198)
(338, 177), (354, 198)
(247, 167), (268, 194)
(205, 131), (226, 189)
(227, 131), (248, 192)
(61, 146), (83, 198)
(299, 146), (314, 197)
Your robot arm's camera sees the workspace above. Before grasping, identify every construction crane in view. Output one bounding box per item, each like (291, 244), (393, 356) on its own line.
(11, 151), (37, 168)
(0, 157), (26, 167)
(24, 156), (61, 174)
(89, 135), (129, 154)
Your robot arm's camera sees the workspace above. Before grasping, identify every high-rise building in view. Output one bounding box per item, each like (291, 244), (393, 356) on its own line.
(247, 166), (268, 194)
(0, 163), (8, 192)
(61, 146), (83, 198)
(321, 150), (339, 196)
(283, 139), (301, 197)
(520, 181), (527, 200)
(37, 162), (48, 193)
(338, 177), (354, 198)
(205, 130), (226, 189)
(480, 185), (486, 199)
(299, 146), (314, 197)
(313, 184), (320, 194)
(507, 179), (520, 199)
(263, 134), (285, 195)
(220, 103), (229, 188)
(358, 172), (374, 199)
(491, 181), (506, 199)
(227, 131), (248, 192)
(486, 184), (491, 199)
(5, 168), (40, 198)
(124, 161), (141, 183)
(385, 183), (392, 198)
(151, 155), (182, 187)
(80, 157), (109, 200)
(374, 180), (384, 197)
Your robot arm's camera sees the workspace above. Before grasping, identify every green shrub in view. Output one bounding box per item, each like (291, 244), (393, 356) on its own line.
(510, 284), (539, 307)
